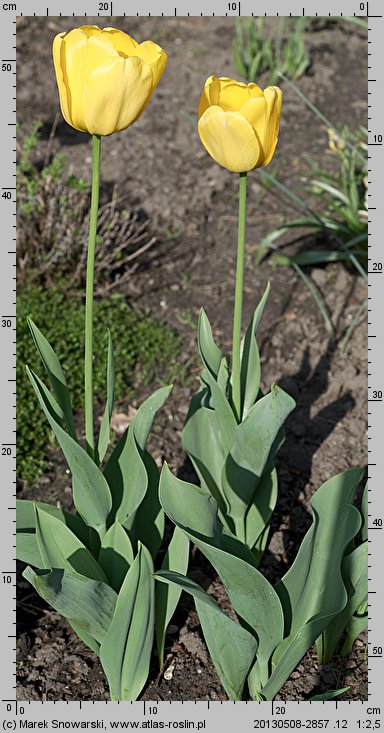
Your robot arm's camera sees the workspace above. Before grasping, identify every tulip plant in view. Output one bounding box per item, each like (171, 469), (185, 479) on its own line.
(155, 466), (366, 701)
(17, 26), (367, 702)
(17, 26), (189, 702)
(183, 77), (294, 562)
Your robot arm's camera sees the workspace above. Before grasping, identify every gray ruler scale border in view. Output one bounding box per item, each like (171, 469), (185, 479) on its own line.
(0, 0), (382, 728)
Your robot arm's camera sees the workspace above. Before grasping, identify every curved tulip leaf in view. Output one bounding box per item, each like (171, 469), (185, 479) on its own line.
(125, 452), (164, 559)
(155, 526), (190, 668)
(275, 468), (362, 644)
(182, 395), (230, 517)
(27, 367), (112, 537)
(16, 499), (97, 568)
(317, 541), (368, 663)
(155, 570), (257, 700)
(100, 543), (155, 701)
(23, 566), (116, 650)
(96, 329), (115, 465)
(221, 385), (295, 531)
(244, 468), (278, 562)
(239, 282), (270, 419)
(35, 506), (107, 582)
(27, 317), (77, 441)
(98, 521), (134, 593)
(103, 386), (171, 523)
(198, 308), (222, 379)
(361, 482), (368, 542)
(159, 464), (284, 687)
(340, 609), (368, 657)
(257, 469), (363, 700)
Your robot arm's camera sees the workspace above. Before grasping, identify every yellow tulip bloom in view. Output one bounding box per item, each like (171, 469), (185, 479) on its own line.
(53, 25), (168, 136)
(198, 76), (283, 173)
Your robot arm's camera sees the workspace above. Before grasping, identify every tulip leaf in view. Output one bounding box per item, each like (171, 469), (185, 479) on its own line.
(159, 464), (284, 687)
(198, 308), (223, 380)
(23, 566), (116, 650)
(256, 469), (363, 700)
(309, 688), (349, 701)
(27, 317), (77, 441)
(361, 482), (368, 542)
(27, 367), (112, 537)
(155, 570), (257, 701)
(182, 393), (230, 517)
(16, 499), (97, 567)
(244, 468), (278, 562)
(98, 521), (134, 593)
(275, 468), (362, 644)
(100, 543), (155, 701)
(221, 385), (295, 533)
(239, 282), (270, 419)
(124, 452), (164, 559)
(316, 541), (368, 663)
(96, 329), (115, 465)
(35, 506), (107, 582)
(103, 386), (171, 523)
(340, 610), (368, 657)
(155, 526), (190, 668)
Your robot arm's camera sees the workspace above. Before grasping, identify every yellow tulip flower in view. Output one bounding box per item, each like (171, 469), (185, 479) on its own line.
(53, 25), (168, 136)
(198, 76), (283, 173)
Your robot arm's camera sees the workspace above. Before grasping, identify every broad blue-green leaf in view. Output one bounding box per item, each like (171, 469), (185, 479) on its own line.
(240, 282), (270, 419)
(340, 609), (368, 657)
(361, 482), (368, 542)
(155, 526), (190, 668)
(27, 317), (77, 441)
(35, 506), (107, 582)
(245, 468), (278, 562)
(182, 395), (230, 518)
(198, 308), (222, 379)
(96, 329), (115, 465)
(104, 386), (171, 523)
(23, 566), (116, 651)
(125, 452), (164, 559)
(275, 468), (362, 644)
(27, 367), (112, 536)
(100, 543), (155, 701)
(155, 570), (257, 700)
(316, 542), (368, 663)
(98, 521), (134, 593)
(222, 386), (295, 529)
(257, 469), (363, 700)
(202, 369), (237, 453)
(17, 499), (97, 567)
(159, 465), (284, 687)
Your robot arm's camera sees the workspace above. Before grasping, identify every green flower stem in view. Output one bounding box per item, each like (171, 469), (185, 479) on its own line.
(85, 134), (101, 459)
(231, 171), (248, 422)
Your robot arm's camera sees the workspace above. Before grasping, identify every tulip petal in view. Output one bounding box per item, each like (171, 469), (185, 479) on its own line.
(52, 33), (72, 128)
(61, 28), (118, 131)
(240, 96), (267, 164)
(262, 86), (283, 166)
(218, 80), (263, 113)
(198, 76), (216, 119)
(82, 55), (153, 136)
(102, 27), (139, 56)
(133, 41), (168, 91)
(198, 106), (260, 173)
